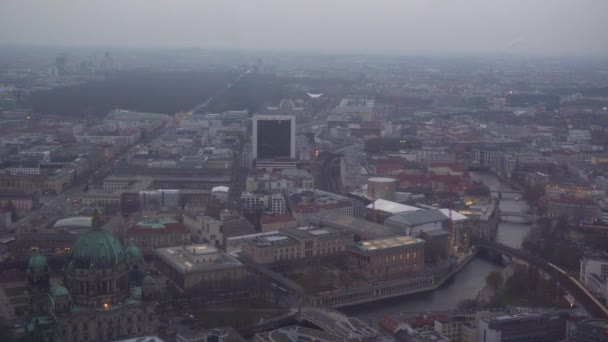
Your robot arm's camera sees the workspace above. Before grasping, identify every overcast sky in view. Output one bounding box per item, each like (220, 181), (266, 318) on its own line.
(1, 0), (607, 56)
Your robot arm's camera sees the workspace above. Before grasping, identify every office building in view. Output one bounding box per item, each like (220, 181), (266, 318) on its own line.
(548, 197), (599, 222)
(240, 192), (286, 215)
(183, 210), (256, 247)
(240, 226), (353, 264)
(125, 218), (190, 255)
(478, 312), (568, 342)
(569, 319), (608, 341)
(0, 188), (39, 213)
(252, 115), (296, 160)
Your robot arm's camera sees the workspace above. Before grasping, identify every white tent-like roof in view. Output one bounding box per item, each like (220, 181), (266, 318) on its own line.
(366, 199), (421, 214)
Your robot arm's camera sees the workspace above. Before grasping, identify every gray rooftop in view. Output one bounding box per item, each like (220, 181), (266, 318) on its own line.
(306, 209), (401, 239)
(154, 244), (244, 274)
(385, 209), (448, 227)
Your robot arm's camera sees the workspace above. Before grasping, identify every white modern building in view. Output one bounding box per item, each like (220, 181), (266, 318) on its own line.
(580, 256), (608, 304)
(183, 213), (224, 246)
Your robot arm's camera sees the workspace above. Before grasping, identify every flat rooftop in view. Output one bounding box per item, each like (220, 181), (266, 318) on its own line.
(245, 232), (300, 248)
(281, 226), (350, 240)
(154, 244), (243, 273)
(355, 236), (424, 252)
(307, 209), (401, 239)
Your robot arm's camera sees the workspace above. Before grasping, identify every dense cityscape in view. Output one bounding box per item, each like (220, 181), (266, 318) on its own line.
(2, 2), (608, 342)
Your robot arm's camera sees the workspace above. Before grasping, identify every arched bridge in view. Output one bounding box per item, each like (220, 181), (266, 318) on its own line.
(299, 307), (379, 339)
(472, 237), (608, 319)
(500, 211), (533, 219)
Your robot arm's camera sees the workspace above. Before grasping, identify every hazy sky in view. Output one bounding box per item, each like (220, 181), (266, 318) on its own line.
(1, 0), (607, 56)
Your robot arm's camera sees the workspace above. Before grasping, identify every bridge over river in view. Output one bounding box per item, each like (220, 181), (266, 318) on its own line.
(472, 237), (608, 319)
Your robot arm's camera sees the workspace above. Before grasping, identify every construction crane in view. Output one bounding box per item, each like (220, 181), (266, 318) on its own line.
(369, 185), (377, 224)
(448, 184), (457, 255)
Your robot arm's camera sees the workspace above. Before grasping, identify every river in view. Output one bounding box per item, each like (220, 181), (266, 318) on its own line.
(343, 171), (532, 323)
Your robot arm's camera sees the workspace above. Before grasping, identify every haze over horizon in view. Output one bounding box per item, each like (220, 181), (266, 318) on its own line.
(1, 0), (608, 57)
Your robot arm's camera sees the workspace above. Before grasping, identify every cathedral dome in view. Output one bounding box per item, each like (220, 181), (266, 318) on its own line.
(67, 228), (125, 269)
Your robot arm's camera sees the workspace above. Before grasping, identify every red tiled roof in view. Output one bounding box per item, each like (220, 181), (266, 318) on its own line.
(373, 157), (408, 165)
(429, 175), (464, 184)
(261, 214), (296, 224)
(375, 164), (403, 175)
(428, 162), (466, 171)
(550, 197), (597, 206)
(294, 203), (319, 214)
(379, 314), (450, 332)
(397, 174), (430, 185)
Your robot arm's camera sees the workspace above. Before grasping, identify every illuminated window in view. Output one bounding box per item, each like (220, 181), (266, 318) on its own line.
(400, 254), (403, 260)
(414, 252), (417, 258)
(406, 253), (410, 260)
(392, 255), (396, 262)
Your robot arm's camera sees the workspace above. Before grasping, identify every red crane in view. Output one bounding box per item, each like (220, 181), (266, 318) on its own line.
(448, 184), (456, 255)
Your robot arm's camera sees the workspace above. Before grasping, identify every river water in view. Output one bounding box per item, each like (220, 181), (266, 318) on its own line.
(343, 171), (532, 322)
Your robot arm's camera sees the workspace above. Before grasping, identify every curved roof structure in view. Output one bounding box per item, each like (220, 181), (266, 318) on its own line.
(53, 216), (93, 229)
(279, 99), (295, 111)
(67, 229), (125, 269)
(306, 92), (325, 99)
(366, 199), (420, 214)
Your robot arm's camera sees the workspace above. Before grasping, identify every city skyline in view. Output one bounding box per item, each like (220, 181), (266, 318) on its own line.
(1, 0), (608, 57)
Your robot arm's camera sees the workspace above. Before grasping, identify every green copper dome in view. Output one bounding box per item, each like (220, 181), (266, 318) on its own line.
(130, 287), (142, 300)
(28, 254), (48, 272)
(143, 275), (155, 286)
(67, 228), (125, 269)
(52, 286), (69, 297)
(125, 245), (142, 263)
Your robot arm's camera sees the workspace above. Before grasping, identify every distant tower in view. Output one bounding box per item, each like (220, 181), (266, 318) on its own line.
(141, 275), (156, 301)
(100, 52), (115, 71)
(92, 208), (102, 228)
(279, 99), (295, 112)
(125, 245), (144, 285)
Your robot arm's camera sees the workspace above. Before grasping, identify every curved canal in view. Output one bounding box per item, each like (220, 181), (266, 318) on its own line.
(343, 171), (532, 322)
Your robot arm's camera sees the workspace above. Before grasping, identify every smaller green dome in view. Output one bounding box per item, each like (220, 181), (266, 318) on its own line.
(143, 275), (155, 286)
(125, 245), (142, 262)
(28, 254), (48, 272)
(53, 286), (69, 297)
(130, 287), (142, 300)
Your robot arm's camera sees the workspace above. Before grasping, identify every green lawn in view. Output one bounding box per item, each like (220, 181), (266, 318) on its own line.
(3, 286), (26, 297)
